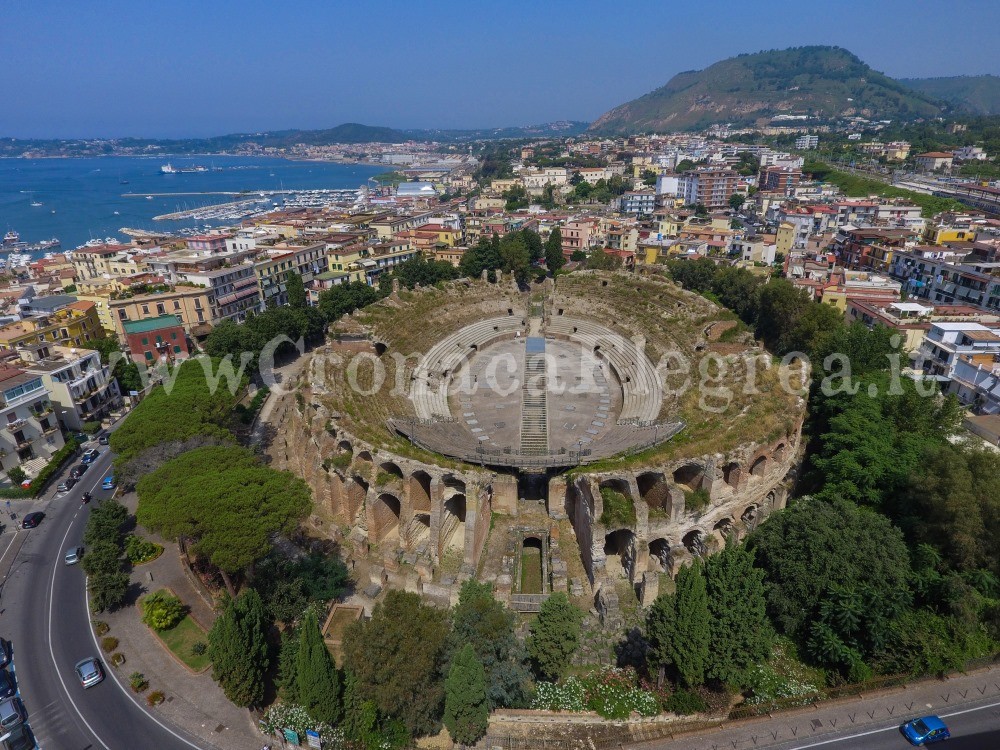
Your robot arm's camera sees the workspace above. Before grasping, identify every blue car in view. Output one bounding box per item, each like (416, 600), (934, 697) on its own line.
(81, 448), (100, 464)
(901, 715), (950, 745)
(101, 475), (117, 491)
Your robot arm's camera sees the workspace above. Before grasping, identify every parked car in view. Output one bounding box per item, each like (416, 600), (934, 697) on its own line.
(21, 513), (43, 529)
(0, 724), (34, 750)
(81, 449), (100, 464)
(74, 657), (104, 689)
(0, 669), (14, 699)
(901, 715), (950, 745)
(64, 547), (84, 565)
(0, 639), (10, 669)
(70, 463), (88, 479)
(0, 697), (23, 731)
(101, 475), (116, 491)
(97, 434), (110, 445)
(56, 477), (77, 493)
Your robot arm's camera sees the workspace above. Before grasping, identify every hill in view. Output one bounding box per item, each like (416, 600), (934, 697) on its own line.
(899, 75), (1000, 115)
(589, 46), (943, 133)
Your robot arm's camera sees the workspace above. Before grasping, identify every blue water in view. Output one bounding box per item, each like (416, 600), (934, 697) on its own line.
(0, 155), (386, 253)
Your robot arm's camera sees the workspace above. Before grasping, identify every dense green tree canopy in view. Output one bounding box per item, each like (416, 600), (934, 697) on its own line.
(296, 609), (342, 725)
(285, 270), (308, 309)
(443, 645), (489, 745)
(646, 560), (711, 687)
(526, 592), (583, 682)
(317, 281), (383, 323)
(545, 227), (565, 273)
(208, 589), (270, 707)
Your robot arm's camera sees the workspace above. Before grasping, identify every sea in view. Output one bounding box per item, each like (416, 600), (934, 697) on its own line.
(0, 155), (387, 256)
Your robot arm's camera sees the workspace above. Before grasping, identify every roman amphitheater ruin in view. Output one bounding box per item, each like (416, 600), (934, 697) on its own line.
(269, 270), (805, 624)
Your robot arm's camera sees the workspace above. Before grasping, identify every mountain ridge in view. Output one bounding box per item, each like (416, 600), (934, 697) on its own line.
(899, 75), (1000, 115)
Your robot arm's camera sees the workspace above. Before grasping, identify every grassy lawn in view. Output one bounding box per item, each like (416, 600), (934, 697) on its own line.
(520, 547), (543, 594)
(155, 615), (210, 672)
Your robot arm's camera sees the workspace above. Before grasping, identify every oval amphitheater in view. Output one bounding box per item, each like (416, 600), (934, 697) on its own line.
(269, 270), (805, 622)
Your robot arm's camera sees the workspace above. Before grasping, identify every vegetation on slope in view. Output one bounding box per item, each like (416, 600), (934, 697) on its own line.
(900, 75), (1000, 115)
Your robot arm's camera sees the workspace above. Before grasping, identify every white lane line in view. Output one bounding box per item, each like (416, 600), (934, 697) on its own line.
(0, 529), (21, 569)
(83, 579), (208, 750)
(47, 502), (112, 750)
(785, 697), (1000, 748)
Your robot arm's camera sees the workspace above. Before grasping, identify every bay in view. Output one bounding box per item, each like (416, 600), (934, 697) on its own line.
(0, 155), (387, 255)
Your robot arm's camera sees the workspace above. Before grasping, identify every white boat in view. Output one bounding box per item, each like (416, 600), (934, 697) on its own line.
(3, 230), (19, 245)
(160, 164), (177, 174)
(146, 195), (153, 200)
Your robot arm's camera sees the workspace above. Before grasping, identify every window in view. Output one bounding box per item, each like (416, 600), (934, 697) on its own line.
(173, 300), (180, 310)
(171, 332), (177, 340)
(145, 351), (153, 361)
(174, 345), (181, 353)
(141, 338), (148, 346)
(118, 309), (128, 320)
(156, 303), (165, 315)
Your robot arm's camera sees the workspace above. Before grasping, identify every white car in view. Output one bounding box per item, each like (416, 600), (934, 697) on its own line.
(64, 547), (83, 565)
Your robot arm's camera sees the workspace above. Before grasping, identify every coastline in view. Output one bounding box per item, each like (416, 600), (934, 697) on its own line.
(0, 153), (403, 169)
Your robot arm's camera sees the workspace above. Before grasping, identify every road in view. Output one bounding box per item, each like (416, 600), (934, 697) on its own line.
(1, 443), (208, 750)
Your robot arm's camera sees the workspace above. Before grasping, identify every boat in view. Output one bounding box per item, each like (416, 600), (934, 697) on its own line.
(146, 195), (153, 200)
(160, 164), (177, 174)
(113, 211), (120, 215)
(2, 230), (20, 246)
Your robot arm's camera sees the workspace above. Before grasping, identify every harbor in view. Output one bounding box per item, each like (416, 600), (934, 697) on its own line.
(141, 188), (365, 222)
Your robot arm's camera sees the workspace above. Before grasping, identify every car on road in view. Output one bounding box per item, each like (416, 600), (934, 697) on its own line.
(64, 546), (84, 565)
(0, 724), (34, 750)
(20, 513), (43, 529)
(81, 448), (100, 464)
(0, 640), (9, 670)
(0, 669), (14, 699)
(97, 433), (110, 445)
(70, 463), (88, 479)
(0, 698), (22, 731)
(901, 715), (950, 745)
(74, 657), (104, 688)
(56, 476), (77, 493)
(101, 474), (117, 491)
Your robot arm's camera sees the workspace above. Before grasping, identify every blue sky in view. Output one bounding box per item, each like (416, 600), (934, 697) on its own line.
(2, 0), (999, 138)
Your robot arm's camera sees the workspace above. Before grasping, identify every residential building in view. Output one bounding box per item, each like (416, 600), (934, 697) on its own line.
(954, 145), (988, 162)
(561, 218), (599, 256)
(795, 135), (819, 150)
(677, 168), (739, 210)
(0, 301), (105, 352)
(0, 367), (64, 473)
(254, 241), (326, 308)
(914, 321), (1000, 381)
(891, 249), (1000, 314)
(759, 166), (802, 196)
(914, 152), (954, 173)
(121, 315), (191, 366)
(110, 285), (217, 340)
(617, 191), (656, 215)
(20, 344), (123, 430)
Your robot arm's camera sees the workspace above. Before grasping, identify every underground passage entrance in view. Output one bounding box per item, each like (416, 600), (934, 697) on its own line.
(521, 536), (544, 594)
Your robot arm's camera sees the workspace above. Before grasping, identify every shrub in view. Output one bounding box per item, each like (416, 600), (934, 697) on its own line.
(141, 591), (186, 631)
(259, 702), (335, 739)
(100, 636), (119, 653)
(110, 652), (126, 667)
(146, 690), (165, 706)
(324, 452), (351, 471)
(531, 668), (660, 719)
(82, 420), (103, 434)
(599, 487), (636, 527)
(6, 467), (26, 485)
(191, 641), (207, 656)
(125, 534), (163, 565)
(685, 488), (711, 512)
(93, 620), (109, 636)
(82, 541), (123, 578)
(664, 689), (707, 715)
(129, 672), (149, 693)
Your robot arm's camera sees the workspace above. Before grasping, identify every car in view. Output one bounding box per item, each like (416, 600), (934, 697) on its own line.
(0, 723), (35, 750)
(901, 715), (951, 745)
(0, 639), (10, 670)
(70, 463), (88, 479)
(20, 513), (43, 529)
(0, 670), (13, 700)
(81, 448), (100, 464)
(64, 546), (83, 565)
(74, 657), (104, 689)
(97, 434), (109, 445)
(56, 477), (77, 493)
(101, 475), (116, 491)
(0, 698), (22, 731)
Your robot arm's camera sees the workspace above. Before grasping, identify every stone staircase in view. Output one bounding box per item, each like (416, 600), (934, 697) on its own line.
(519, 337), (549, 456)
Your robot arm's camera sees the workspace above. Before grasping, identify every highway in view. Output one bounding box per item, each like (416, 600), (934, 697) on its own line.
(1, 444), (207, 750)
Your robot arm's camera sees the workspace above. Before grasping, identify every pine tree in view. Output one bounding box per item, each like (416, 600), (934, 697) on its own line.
(545, 227), (565, 273)
(207, 589), (270, 707)
(285, 270), (308, 309)
(443, 645), (489, 745)
(703, 541), (773, 685)
(526, 592), (583, 681)
(296, 609), (342, 725)
(671, 559), (711, 687)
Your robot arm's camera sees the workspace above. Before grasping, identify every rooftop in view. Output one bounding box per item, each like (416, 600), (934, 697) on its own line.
(122, 315), (184, 334)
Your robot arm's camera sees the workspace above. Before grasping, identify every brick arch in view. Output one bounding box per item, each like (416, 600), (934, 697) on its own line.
(673, 462), (705, 491)
(713, 517), (734, 543)
(741, 503), (759, 530)
(379, 460), (404, 480)
(372, 492), (401, 545)
(637, 472), (672, 515)
(441, 493), (467, 554)
(773, 442), (787, 463)
(749, 454), (768, 477)
(722, 461), (742, 488)
(682, 529), (707, 557)
(337, 439), (353, 454)
(409, 470), (432, 513)
(604, 528), (636, 580)
(648, 538), (674, 574)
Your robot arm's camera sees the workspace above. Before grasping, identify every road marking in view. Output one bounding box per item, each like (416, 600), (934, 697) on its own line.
(0, 530), (21, 568)
(785, 698), (1000, 748)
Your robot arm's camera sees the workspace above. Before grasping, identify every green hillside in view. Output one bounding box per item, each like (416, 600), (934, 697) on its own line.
(899, 75), (1000, 115)
(590, 46), (943, 133)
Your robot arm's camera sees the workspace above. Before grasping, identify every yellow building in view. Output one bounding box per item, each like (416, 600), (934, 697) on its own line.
(109, 286), (217, 341)
(925, 225), (977, 245)
(0, 301), (105, 351)
(74, 288), (117, 334)
(776, 222), (795, 256)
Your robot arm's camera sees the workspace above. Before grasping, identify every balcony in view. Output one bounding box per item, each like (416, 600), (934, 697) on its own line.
(6, 418), (28, 433)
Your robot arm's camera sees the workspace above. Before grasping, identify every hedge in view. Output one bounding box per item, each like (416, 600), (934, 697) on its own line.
(0, 438), (80, 499)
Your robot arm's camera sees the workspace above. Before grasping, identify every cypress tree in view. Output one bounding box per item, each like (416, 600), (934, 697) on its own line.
(443, 645), (489, 745)
(703, 540), (773, 685)
(207, 589), (270, 707)
(672, 559), (711, 687)
(526, 592), (583, 682)
(545, 227), (565, 273)
(645, 589), (677, 687)
(296, 608), (342, 725)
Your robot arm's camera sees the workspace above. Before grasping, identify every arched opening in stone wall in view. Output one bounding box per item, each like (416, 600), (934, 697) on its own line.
(765, 491), (777, 510)
(682, 529), (707, 557)
(351, 474), (369, 494)
(374, 342), (387, 356)
(443, 474), (467, 495)
(405, 512), (431, 550)
(410, 470), (432, 513)
(713, 517), (734, 544)
(637, 472), (672, 516)
(520, 536), (544, 594)
(648, 538), (673, 574)
(603, 528), (636, 580)
(337, 439), (353, 454)
(750, 455), (768, 477)
(723, 462), (742, 488)
(373, 493), (401, 545)
(773, 443), (786, 463)
(599, 477), (632, 499)
(673, 463), (705, 491)
(741, 504), (759, 531)
(378, 461), (404, 485)
(441, 494), (467, 552)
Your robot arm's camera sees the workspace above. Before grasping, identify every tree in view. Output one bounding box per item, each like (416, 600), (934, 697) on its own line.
(545, 227), (565, 273)
(141, 591), (185, 631)
(641, 169), (658, 186)
(583, 247), (622, 271)
(88, 570), (130, 612)
(317, 281), (382, 323)
(523, 229), (544, 263)
(499, 232), (531, 284)
(276, 628), (300, 703)
(387, 257), (459, 290)
(646, 560), (711, 687)
(459, 237), (503, 280)
(448, 580), (529, 709)
(728, 193), (746, 210)
(207, 589), (270, 707)
(82, 337), (142, 394)
(342, 590), (450, 738)
(136, 445), (311, 597)
(692, 202), (709, 217)
(296, 609), (342, 725)
(570, 250), (587, 262)
(526, 592), (583, 681)
(703, 542), (772, 685)
(285, 270), (308, 309)
(754, 279), (812, 354)
(667, 257), (718, 294)
(675, 159), (697, 173)
(443, 645), (489, 745)
(81, 541), (124, 578)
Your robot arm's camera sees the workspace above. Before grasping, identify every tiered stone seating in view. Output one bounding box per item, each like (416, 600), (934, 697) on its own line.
(411, 316), (524, 419)
(546, 317), (661, 423)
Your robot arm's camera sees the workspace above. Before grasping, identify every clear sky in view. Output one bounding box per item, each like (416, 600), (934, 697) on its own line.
(2, 0), (999, 139)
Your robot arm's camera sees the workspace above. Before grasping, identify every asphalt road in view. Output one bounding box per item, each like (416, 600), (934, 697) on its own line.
(1, 444), (208, 750)
(782, 700), (1000, 750)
